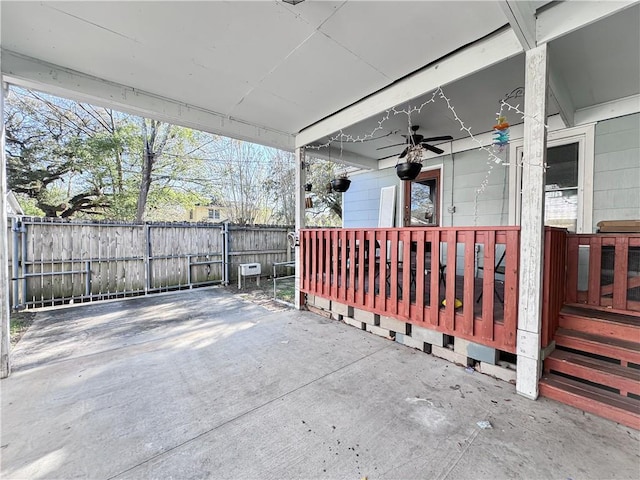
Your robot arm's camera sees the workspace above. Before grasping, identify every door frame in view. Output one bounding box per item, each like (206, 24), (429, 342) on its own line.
(402, 165), (443, 227)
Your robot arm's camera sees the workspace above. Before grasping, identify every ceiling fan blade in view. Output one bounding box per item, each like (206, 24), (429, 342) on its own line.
(423, 135), (453, 142)
(422, 143), (444, 155)
(398, 147), (409, 159)
(376, 142), (407, 151)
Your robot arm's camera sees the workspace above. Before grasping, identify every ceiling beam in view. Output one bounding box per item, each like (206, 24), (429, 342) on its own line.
(295, 28), (523, 148)
(574, 94), (640, 126)
(498, 0), (536, 49)
(537, 0), (638, 45)
(305, 146), (378, 170)
(1, 50), (295, 152)
(499, 0), (574, 127)
(548, 71), (574, 128)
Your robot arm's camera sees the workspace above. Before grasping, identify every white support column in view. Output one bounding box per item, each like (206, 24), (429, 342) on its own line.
(294, 147), (306, 310)
(516, 44), (549, 400)
(1, 80), (11, 378)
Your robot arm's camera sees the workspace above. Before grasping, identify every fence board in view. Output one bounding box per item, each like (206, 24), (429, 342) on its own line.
(9, 218), (292, 308)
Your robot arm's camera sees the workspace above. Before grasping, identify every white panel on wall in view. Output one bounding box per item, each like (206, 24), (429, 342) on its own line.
(378, 186), (396, 228)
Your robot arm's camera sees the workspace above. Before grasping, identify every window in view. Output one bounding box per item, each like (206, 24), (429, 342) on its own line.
(208, 208), (221, 220)
(509, 124), (595, 233)
(404, 168), (441, 226)
(545, 143), (579, 231)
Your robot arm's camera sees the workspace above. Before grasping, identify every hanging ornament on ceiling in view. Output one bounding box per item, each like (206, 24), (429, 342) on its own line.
(492, 115), (510, 149)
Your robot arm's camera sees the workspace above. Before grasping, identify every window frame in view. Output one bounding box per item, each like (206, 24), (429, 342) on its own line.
(508, 124), (595, 233)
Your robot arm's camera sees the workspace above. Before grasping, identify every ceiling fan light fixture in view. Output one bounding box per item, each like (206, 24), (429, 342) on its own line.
(282, 0), (305, 5)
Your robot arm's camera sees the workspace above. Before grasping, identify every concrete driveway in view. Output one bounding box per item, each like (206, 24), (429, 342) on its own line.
(1, 288), (638, 479)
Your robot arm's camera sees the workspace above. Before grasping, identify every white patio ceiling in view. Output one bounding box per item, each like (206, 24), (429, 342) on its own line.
(1, 1), (639, 164)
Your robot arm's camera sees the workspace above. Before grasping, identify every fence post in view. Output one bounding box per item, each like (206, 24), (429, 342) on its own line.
(11, 218), (20, 310)
(20, 221), (27, 309)
(144, 224), (151, 294)
(1, 83), (10, 378)
(85, 261), (91, 298)
(223, 222), (230, 285)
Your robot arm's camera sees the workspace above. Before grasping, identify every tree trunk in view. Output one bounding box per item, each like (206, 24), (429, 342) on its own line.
(136, 149), (153, 221)
(136, 119), (171, 222)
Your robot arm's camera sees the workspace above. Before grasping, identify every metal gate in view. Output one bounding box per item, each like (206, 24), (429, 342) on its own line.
(10, 218), (228, 309)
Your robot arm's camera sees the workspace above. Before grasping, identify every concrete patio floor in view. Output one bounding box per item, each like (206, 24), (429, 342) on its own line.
(1, 288), (638, 479)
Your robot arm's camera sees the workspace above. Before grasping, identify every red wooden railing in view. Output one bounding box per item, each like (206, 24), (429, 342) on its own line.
(541, 227), (568, 347)
(565, 233), (640, 314)
(300, 227), (520, 353)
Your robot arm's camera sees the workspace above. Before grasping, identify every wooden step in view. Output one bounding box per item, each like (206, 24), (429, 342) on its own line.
(554, 328), (640, 365)
(540, 373), (640, 430)
(559, 306), (640, 340)
(564, 302), (640, 318)
(560, 306), (640, 339)
(545, 350), (640, 396)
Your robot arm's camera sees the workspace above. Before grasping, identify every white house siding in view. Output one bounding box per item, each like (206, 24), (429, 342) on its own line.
(342, 168), (399, 228)
(593, 113), (640, 229)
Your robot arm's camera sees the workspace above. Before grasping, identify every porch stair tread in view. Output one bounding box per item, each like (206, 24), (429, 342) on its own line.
(560, 305), (640, 326)
(563, 302), (640, 318)
(545, 349), (640, 396)
(559, 306), (640, 340)
(554, 328), (640, 364)
(539, 373), (640, 430)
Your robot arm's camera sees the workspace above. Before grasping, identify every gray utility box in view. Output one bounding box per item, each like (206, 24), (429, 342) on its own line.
(238, 263), (261, 289)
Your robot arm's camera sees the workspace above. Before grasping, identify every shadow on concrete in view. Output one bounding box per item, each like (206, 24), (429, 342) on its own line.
(2, 287), (638, 479)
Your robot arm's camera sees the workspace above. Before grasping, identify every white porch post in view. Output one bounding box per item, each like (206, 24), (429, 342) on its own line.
(294, 147), (306, 310)
(1, 80), (11, 378)
(516, 44), (549, 399)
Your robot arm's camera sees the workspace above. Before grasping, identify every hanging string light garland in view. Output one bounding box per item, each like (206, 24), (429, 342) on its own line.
(307, 87), (519, 166)
(304, 85), (550, 224)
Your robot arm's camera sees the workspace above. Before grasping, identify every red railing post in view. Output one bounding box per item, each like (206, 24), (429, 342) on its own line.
(613, 237), (629, 310)
(415, 230), (426, 324)
(444, 230), (457, 332)
(541, 227), (567, 348)
(429, 230), (441, 327)
(503, 229), (520, 348)
(587, 236), (603, 306)
(462, 230), (475, 336)
(481, 230), (496, 342)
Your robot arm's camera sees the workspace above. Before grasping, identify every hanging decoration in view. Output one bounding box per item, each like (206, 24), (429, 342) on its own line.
(302, 84), (549, 224)
(304, 161), (314, 209)
(473, 86), (524, 225)
(330, 172), (351, 192)
(492, 115), (510, 149)
(330, 135), (351, 192)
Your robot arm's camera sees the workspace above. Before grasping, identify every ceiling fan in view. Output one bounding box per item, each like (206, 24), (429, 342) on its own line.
(377, 125), (453, 158)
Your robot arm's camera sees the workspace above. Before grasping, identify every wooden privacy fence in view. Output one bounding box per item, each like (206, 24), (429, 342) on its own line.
(565, 233), (640, 313)
(300, 226), (520, 353)
(9, 217), (293, 309)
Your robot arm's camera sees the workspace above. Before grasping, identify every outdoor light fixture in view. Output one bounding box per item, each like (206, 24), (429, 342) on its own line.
(282, 0), (305, 5)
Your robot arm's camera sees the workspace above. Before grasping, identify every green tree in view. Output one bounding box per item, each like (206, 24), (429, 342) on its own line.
(200, 139), (273, 225)
(5, 89), (113, 217)
(305, 156), (343, 226)
(264, 149), (296, 225)
(4, 87), (209, 221)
